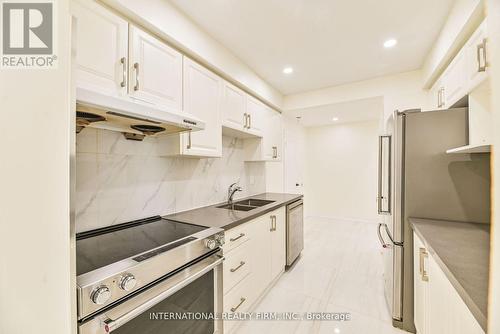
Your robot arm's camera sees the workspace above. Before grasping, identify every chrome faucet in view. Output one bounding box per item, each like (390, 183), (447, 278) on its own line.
(227, 182), (243, 204)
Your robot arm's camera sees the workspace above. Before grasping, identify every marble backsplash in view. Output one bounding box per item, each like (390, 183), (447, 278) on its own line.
(75, 128), (266, 233)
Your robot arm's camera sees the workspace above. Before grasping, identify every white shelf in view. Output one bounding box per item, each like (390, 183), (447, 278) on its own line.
(446, 144), (491, 154)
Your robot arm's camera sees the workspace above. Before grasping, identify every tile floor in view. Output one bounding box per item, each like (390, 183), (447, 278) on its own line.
(236, 217), (409, 334)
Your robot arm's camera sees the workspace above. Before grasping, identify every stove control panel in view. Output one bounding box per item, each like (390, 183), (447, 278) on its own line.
(90, 286), (111, 305)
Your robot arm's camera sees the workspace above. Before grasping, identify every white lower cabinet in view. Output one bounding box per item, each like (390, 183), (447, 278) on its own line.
(413, 232), (484, 334)
(223, 207), (286, 334)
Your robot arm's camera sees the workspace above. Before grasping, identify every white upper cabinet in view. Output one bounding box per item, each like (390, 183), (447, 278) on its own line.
(128, 26), (183, 110)
(442, 49), (467, 108)
(181, 58), (222, 157)
(465, 19), (488, 92)
(245, 102), (283, 162)
(245, 96), (265, 137)
(222, 81), (248, 131)
(72, 0), (128, 96)
(428, 18), (489, 110)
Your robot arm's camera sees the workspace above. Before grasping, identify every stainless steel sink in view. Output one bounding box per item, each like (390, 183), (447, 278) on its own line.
(234, 199), (275, 207)
(216, 199), (275, 211)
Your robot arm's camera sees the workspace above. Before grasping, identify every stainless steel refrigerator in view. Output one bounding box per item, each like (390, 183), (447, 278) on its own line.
(377, 108), (490, 332)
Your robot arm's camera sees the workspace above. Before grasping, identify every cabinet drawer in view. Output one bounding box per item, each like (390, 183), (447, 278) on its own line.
(223, 223), (251, 253)
(223, 241), (251, 294)
(223, 275), (253, 334)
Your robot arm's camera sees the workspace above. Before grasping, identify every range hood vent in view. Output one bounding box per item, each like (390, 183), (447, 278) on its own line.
(75, 87), (205, 140)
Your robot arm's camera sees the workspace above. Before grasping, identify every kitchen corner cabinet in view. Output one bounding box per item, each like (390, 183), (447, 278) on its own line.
(128, 26), (183, 110)
(427, 18), (489, 110)
(72, 0), (128, 97)
(244, 101), (283, 162)
(72, 0), (183, 112)
(160, 58), (223, 157)
(413, 232), (484, 334)
(223, 207), (286, 334)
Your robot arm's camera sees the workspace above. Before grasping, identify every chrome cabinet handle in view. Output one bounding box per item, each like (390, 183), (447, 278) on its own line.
(419, 247), (429, 282)
(229, 233), (245, 242)
(230, 297), (246, 312)
(477, 39), (487, 72)
(270, 215), (276, 231)
(272, 146), (277, 159)
(120, 57), (127, 88)
(133, 63), (140, 91)
(248, 114), (252, 129)
(187, 132), (192, 149)
(230, 261), (246, 273)
(243, 113), (248, 128)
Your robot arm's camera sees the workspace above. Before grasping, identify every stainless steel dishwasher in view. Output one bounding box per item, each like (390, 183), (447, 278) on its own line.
(286, 198), (304, 267)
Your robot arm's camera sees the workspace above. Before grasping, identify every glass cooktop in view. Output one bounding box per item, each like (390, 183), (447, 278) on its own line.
(76, 217), (207, 276)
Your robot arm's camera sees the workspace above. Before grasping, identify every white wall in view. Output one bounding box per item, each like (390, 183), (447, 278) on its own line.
(283, 115), (306, 194)
(421, 0), (485, 88)
(101, 0), (283, 110)
(76, 130), (266, 232)
(284, 70), (427, 133)
(305, 121), (380, 223)
(487, 0), (500, 332)
(0, 1), (74, 333)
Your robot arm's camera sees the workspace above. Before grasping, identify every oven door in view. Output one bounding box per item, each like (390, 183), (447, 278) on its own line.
(79, 254), (224, 334)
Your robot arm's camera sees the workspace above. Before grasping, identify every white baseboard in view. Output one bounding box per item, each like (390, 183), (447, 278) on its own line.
(305, 214), (380, 225)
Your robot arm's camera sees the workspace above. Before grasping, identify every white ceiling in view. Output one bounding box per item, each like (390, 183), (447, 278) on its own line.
(287, 97), (383, 127)
(169, 0), (455, 95)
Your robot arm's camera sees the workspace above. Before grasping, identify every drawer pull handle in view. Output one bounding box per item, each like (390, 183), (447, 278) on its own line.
(230, 233), (245, 242)
(230, 297), (246, 312)
(230, 261), (246, 273)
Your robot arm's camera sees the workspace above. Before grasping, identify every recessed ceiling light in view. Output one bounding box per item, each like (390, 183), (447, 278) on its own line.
(384, 39), (397, 48)
(283, 67), (294, 74)
(334, 329), (341, 334)
(332, 117), (339, 121)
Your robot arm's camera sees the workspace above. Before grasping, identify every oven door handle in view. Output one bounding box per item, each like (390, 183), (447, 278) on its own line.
(102, 255), (224, 333)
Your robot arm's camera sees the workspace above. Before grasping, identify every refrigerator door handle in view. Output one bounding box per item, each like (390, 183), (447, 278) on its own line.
(377, 223), (390, 248)
(378, 135), (392, 215)
(380, 223), (403, 247)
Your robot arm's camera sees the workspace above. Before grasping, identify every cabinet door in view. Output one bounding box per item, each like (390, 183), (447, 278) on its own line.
(270, 207), (286, 279)
(246, 96), (265, 136)
(465, 19), (488, 92)
(222, 81), (247, 130)
(413, 233), (428, 334)
(72, 0), (128, 96)
(129, 26), (183, 110)
(268, 109), (283, 160)
(427, 254), (451, 334)
(250, 216), (272, 295)
(442, 49), (467, 108)
(182, 58), (222, 157)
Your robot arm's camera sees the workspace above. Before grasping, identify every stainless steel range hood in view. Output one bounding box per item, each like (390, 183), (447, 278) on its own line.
(76, 87), (205, 140)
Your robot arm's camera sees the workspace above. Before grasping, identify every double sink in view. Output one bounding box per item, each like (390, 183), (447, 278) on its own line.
(217, 199), (275, 211)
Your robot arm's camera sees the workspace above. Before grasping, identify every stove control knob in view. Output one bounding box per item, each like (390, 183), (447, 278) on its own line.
(205, 238), (217, 250)
(90, 286), (111, 305)
(215, 233), (225, 246)
(118, 274), (137, 292)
